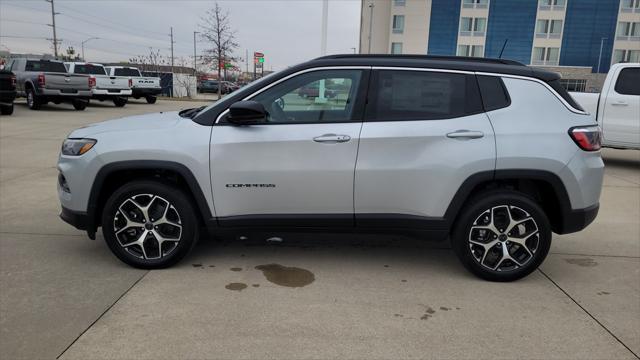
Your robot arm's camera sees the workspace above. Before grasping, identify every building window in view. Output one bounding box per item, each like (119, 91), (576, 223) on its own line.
(621, 0), (640, 12)
(462, 0), (489, 9)
(457, 45), (484, 57)
(559, 79), (587, 92)
(613, 49), (640, 64)
(539, 0), (565, 10)
(460, 17), (486, 36)
(536, 19), (563, 38)
(616, 22), (640, 40)
(394, 0), (406, 6)
(391, 42), (403, 54)
(392, 15), (405, 34)
(532, 47), (559, 65)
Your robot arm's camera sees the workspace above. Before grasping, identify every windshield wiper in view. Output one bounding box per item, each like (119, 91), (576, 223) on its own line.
(179, 106), (206, 119)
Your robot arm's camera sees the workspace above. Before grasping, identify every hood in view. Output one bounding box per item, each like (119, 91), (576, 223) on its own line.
(69, 111), (182, 138)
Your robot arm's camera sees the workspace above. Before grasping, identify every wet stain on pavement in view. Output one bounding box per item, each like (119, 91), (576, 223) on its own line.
(225, 282), (248, 291)
(255, 263), (315, 288)
(208, 265), (215, 268)
(401, 279), (407, 283)
(565, 258), (598, 267)
(420, 306), (436, 320)
(252, 284), (260, 288)
(192, 264), (203, 268)
(384, 265), (390, 268)
(597, 291), (611, 295)
(440, 307), (450, 311)
(230, 267), (243, 272)
(394, 313), (403, 318)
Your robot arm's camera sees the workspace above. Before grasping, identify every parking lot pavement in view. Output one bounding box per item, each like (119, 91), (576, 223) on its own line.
(1, 101), (639, 359)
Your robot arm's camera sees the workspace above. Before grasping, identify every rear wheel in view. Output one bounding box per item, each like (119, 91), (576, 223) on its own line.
(0, 104), (13, 115)
(113, 97), (127, 107)
(72, 100), (87, 110)
(451, 190), (551, 282)
(145, 95), (157, 104)
(26, 88), (41, 110)
(102, 181), (199, 268)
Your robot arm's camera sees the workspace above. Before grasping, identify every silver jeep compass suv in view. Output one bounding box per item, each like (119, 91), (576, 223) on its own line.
(58, 55), (603, 281)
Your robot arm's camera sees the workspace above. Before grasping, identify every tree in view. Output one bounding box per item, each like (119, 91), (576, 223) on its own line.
(199, 2), (238, 99)
(60, 46), (80, 61)
(129, 47), (166, 74)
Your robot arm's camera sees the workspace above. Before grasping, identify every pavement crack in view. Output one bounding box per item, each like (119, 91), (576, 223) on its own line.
(538, 269), (640, 359)
(548, 251), (639, 259)
(55, 270), (149, 359)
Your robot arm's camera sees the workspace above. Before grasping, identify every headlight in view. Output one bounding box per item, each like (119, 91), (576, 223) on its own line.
(61, 138), (96, 156)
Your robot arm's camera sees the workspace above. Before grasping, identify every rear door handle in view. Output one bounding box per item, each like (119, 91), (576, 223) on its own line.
(446, 130), (484, 139)
(611, 101), (628, 106)
(313, 134), (351, 143)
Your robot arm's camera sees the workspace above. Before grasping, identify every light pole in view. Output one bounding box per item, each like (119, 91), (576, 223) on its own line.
(367, 3), (375, 54)
(81, 37), (99, 61)
(193, 31), (200, 76)
(597, 37), (607, 73)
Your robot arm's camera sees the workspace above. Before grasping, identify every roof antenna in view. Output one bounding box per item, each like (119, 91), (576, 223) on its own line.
(498, 38), (509, 58)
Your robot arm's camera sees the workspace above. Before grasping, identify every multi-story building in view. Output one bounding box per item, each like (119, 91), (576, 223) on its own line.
(359, 0), (640, 91)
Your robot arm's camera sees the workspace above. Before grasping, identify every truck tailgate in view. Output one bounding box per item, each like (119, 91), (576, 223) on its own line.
(95, 75), (129, 90)
(44, 73), (90, 91)
(133, 77), (160, 89)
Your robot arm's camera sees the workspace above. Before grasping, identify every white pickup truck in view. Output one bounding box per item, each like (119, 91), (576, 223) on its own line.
(65, 62), (132, 107)
(105, 66), (161, 104)
(571, 63), (640, 150)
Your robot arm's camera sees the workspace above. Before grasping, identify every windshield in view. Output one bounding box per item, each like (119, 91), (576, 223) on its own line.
(26, 60), (67, 73)
(114, 68), (141, 77)
(73, 64), (106, 75)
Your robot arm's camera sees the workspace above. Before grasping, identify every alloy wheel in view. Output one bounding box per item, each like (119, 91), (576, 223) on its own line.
(113, 194), (182, 260)
(467, 205), (540, 272)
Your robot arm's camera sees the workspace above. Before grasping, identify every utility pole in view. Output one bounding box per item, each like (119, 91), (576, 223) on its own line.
(245, 49), (249, 79)
(597, 37), (607, 73)
(367, 2), (375, 54)
(320, 0), (328, 55)
(46, 0), (59, 58)
(193, 31), (199, 76)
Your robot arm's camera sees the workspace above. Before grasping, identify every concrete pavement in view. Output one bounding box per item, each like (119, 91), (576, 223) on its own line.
(1, 99), (638, 359)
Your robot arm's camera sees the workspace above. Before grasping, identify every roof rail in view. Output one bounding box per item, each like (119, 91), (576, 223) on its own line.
(314, 54), (525, 66)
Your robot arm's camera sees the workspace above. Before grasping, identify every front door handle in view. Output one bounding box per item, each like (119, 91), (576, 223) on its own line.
(313, 134), (351, 143)
(446, 130), (484, 139)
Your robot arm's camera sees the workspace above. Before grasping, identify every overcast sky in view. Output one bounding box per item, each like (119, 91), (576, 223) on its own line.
(0, 0), (361, 71)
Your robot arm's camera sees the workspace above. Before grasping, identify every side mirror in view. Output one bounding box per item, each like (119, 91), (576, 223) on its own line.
(227, 101), (267, 125)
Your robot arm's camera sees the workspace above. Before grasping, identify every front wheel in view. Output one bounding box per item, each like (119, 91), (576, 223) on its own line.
(145, 95), (157, 104)
(451, 190), (551, 282)
(102, 181), (199, 268)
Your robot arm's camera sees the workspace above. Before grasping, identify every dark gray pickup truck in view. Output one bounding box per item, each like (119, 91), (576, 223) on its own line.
(6, 58), (92, 110)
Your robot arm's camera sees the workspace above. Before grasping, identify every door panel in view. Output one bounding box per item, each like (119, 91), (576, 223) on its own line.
(210, 68), (368, 226)
(602, 67), (640, 147)
(355, 69), (495, 222)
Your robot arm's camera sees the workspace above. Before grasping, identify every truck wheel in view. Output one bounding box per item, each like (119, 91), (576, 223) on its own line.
(451, 190), (551, 282)
(26, 88), (41, 110)
(145, 95), (157, 104)
(102, 180), (199, 269)
(72, 100), (87, 111)
(113, 97), (128, 107)
(0, 104), (14, 115)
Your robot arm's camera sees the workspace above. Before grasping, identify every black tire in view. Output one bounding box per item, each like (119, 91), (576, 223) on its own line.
(451, 190), (552, 282)
(133, 96), (140, 99)
(145, 95), (157, 104)
(102, 180), (199, 269)
(26, 88), (41, 110)
(72, 100), (87, 110)
(0, 104), (14, 115)
(113, 97), (127, 107)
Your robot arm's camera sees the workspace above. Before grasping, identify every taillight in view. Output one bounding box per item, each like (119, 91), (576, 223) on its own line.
(88, 76), (96, 88)
(37, 73), (45, 87)
(128, 78), (132, 88)
(10, 75), (16, 87)
(569, 126), (602, 151)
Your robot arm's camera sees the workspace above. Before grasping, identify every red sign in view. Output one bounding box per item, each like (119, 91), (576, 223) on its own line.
(254, 52), (264, 58)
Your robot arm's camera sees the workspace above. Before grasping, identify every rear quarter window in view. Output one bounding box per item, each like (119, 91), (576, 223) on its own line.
(614, 68), (640, 96)
(476, 75), (511, 111)
(546, 79), (585, 112)
(367, 70), (483, 121)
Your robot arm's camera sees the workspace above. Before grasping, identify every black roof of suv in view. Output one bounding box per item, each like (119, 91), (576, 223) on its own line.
(309, 54), (560, 82)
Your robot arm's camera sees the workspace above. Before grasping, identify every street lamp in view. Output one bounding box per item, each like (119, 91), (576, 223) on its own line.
(81, 37), (99, 61)
(367, 2), (375, 54)
(597, 37), (607, 73)
(193, 31), (200, 76)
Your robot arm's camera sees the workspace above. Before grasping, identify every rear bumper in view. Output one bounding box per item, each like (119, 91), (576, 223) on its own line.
(557, 203), (599, 234)
(132, 88), (162, 97)
(60, 206), (89, 231)
(0, 90), (17, 105)
(92, 88), (132, 96)
(39, 88), (92, 97)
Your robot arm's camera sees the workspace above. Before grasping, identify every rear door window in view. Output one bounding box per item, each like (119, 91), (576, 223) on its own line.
(366, 70), (483, 121)
(25, 60), (67, 73)
(614, 68), (640, 96)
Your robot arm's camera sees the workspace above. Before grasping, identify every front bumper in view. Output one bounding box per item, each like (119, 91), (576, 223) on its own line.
(60, 206), (89, 231)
